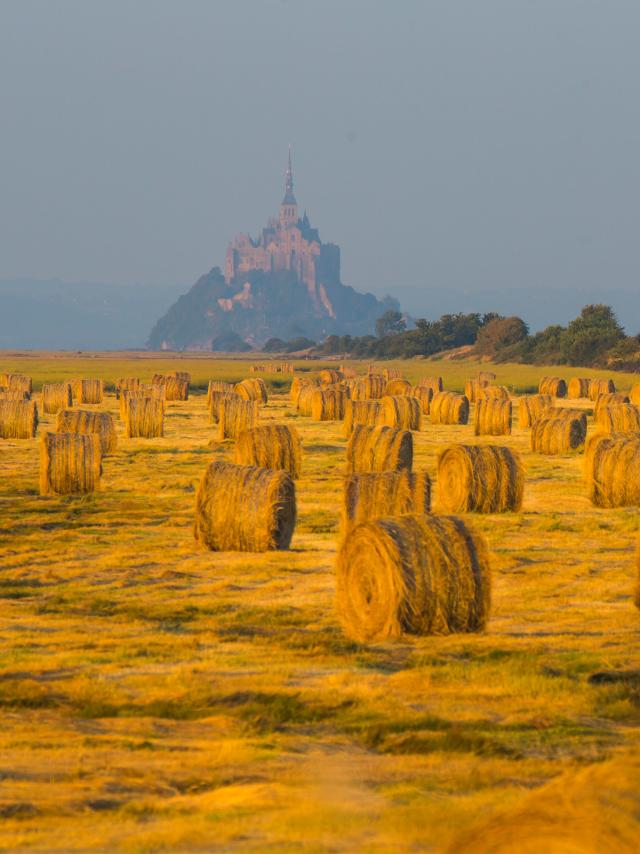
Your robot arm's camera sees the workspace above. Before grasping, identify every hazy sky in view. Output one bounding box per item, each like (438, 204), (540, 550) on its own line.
(1, 0), (639, 316)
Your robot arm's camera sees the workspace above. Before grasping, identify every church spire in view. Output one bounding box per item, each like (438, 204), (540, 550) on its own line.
(280, 145), (298, 226)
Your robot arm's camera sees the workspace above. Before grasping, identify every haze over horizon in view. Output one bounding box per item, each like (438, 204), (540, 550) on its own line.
(1, 0), (639, 337)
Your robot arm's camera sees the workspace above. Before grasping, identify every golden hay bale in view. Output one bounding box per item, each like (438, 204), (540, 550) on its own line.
(290, 375), (320, 404)
(0, 400), (38, 439)
(538, 376), (567, 398)
(593, 392), (629, 420)
(233, 424), (302, 478)
(319, 369), (344, 385)
(125, 397), (164, 438)
(418, 376), (443, 393)
(42, 383), (73, 415)
(477, 371), (496, 383)
(446, 753), (640, 854)
(209, 390), (241, 423)
(56, 409), (117, 454)
(594, 403), (640, 434)
(296, 385), (317, 416)
(588, 377), (616, 400)
(163, 376), (189, 401)
(410, 385), (433, 415)
(531, 414), (586, 454)
(629, 383), (640, 407)
(346, 424), (413, 473)
(218, 397), (259, 440)
(437, 444), (523, 512)
(70, 378), (104, 404)
(339, 365), (357, 379)
(474, 399), (512, 436)
(567, 377), (590, 399)
(382, 367), (402, 380)
(0, 373), (32, 394)
(343, 399), (382, 436)
(379, 395), (421, 430)
(350, 375), (385, 400)
(518, 394), (553, 428)
(39, 432), (102, 496)
(635, 541), (640, 611)
(119, 387), (162, 420)
(335, 514), (491, 643)
(464, 379), (485, 403)
(311, 388), (347, 421)
(0, 389), (30, 401)
(194, 461), (296, 552)
(207, 380), (235, 404)
(383, 378), (412, 397)
(430, 391), (470, 425)
(342, 470), (431, 530)
(172, 371), (191, 383)
(235, 377), (268, 404)
(115, 377), (141, 399)
(584, 432), (640, 507)
(479, 385), (510, 401)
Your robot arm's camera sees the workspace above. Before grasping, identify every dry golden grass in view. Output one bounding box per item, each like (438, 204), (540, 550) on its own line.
(0, 353), (638, 852)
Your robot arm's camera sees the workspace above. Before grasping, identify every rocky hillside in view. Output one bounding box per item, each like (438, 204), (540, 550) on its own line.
(147, 267), (397, 351)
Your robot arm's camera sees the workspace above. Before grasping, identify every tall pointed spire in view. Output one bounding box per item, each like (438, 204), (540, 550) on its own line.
(282, 145), (296, 205)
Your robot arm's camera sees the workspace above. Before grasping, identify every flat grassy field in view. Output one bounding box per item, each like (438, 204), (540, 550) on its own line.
(0, 354), (638, 852)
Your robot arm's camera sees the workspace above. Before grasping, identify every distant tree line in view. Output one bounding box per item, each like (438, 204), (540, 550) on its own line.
(263, 304), (639, 370)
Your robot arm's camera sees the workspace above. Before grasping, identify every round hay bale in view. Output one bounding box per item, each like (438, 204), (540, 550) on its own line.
(479, 385), (510, 401)
(0, 400), (38, 439)
(120, 388), (163, 421)
(311, 388), (347, 421)
(350, 376), (385, 400)
(319, 369), (344, 385)
(164, 376), (189, 401)
(594, 403), (640, 434)
(379, 395), (421, 430)
(115, 377), (141, 400)
(474, 399), (512, 436)
(0, 389), (30, 401)
(445, 753), (640, 854)
(383, 379), (412, 397)
(0, 373), (32, 394)
(209, 390), (241, 423)
(335, 514), (491, 642)
(290, 375), (320, 405)
(418, 376), (443, 394)
(218, 397), (259, 440)
(531, 414), (586, 454)
(477, 371), (496, 384)
(464, 379), (485, 403)
(56, 409), (117, 454)
(339, 365), (357, 379)
(629, 383), (640, 407)
(207, 380), (235, 404)
(42, 383), (73, 415)
(235, 377), (268, 404)
(125, 397), (164, 438)
(382, 367), (402, 380)
(343, 470), (431, 530)
(438, 444), (523, 513)
(593, 392), (629, 420)
(234, 424), (302, 478)
(589, 377), (616, 401)
(40, 432), (102, 496)
(430, 391), (470, 425)
(194, 461), (296, 552)
(518, 394), (553, 428)
(584, 432), (640, 507)
(538, 376), (567, 398)
(172, 371), (191, 383)
(346, 424), (413, 473)
(410, 385), (433, 415)
(296, 385), (317, 416)
(567, 377), (590, 399)
(343, 399), (382, 436)
(69, 378), (104, 405)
